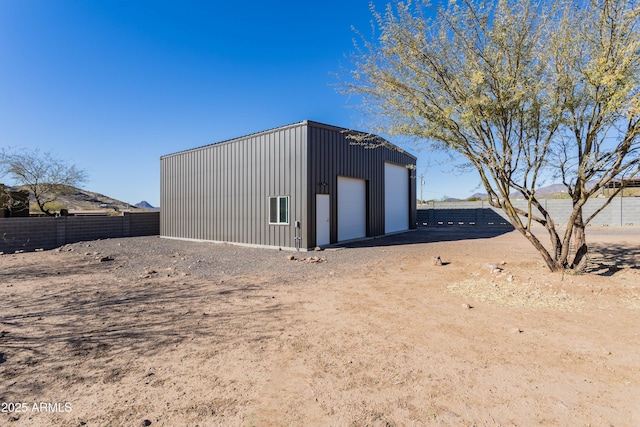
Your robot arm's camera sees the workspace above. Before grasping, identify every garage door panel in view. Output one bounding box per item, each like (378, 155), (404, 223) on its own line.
(385, 163), (409, 233)
(338, 177), (366, 241)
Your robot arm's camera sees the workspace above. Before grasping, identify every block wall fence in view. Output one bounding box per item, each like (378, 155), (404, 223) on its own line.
(0, 212), (159, 254)
(417, 197), (640, 227)
(2, 198), (635, 254)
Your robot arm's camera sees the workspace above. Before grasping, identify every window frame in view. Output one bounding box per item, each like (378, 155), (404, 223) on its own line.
(268, 195), (290, 225)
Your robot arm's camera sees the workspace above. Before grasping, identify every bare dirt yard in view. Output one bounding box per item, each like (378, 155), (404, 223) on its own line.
(1, 226), (639, 426)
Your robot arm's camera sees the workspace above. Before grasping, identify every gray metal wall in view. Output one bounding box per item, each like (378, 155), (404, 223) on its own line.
(160, 120), (417, 249)
(161, 123), (308, 249)
(306, 122), (417, 247)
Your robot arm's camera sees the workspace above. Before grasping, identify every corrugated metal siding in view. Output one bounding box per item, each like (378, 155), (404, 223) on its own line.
(306, 122), (417, 247)
(160, 123), (308, 248)
(160, 120), (416, 249)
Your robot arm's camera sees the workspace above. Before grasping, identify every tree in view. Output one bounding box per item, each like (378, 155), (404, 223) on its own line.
(0, 148), (88, 216)
(0, 184), (29, 217)
(342, 0), (640, 272)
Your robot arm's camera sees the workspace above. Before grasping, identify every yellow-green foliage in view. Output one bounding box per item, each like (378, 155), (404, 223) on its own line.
(31, 201), (67, 214)
(343, 0), (640, 272)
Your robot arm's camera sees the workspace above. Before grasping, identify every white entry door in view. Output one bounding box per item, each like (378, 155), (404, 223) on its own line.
(385, 162), (409, 233)
(338, 176), (366, 241)
(316, 194), (330, 246)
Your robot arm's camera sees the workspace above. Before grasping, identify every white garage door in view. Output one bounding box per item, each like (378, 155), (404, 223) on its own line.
(338, 176), (366, 241)
(385, 162), (409, 233)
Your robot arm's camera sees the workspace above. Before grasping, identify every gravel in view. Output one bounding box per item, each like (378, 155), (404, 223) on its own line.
(56, 235), (394, 283)
(52, 227), (527, 283)
(57, 227), (488, 281)
(52, 226), (635, 284)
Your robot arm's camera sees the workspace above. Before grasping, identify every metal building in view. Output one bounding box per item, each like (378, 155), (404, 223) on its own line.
(160, 120), (417, 250)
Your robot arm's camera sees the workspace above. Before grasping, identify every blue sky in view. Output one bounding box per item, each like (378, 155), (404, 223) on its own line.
(0, 0), (479, 207)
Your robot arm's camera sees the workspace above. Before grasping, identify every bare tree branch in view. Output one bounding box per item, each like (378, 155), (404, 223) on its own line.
(340, 0), (640, 272)
(0, 148), (88, 216)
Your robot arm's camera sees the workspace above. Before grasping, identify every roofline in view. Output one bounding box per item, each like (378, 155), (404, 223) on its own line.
(160, 120), (308, 159)
(160, 119), (416, 161)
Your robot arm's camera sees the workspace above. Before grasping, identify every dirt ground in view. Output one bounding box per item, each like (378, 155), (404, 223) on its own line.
(1, 227), (639, 426)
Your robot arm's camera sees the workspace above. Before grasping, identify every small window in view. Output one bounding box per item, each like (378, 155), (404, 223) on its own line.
(269, 196), (289, 224)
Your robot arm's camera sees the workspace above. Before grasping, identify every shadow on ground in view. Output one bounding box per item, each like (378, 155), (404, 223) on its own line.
(338, 225), (515, 249)
(587, 242), (640, 276)
(0, 263), (289, 399)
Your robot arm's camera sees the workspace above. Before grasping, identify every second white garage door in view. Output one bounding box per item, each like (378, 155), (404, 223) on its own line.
(385, 162), (409, 233)
(338, 176), (366, 242)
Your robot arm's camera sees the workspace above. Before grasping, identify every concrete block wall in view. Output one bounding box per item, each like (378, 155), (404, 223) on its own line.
(0, 212), (160, 254)
(0, 217), (58, 252)
(603, 198), (640, 226)
(418, 197), (640, 227)
(63, 216), (128, 244)
(129, 211), (160, 236)
(417, 201), (512, 227)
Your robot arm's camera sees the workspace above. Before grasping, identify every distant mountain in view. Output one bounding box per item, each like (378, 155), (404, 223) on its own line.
(134, 201), (158, 210)
(531, 183), (570, 196)
(57, 188), (139, 211)
(467, 192), (487, 200)
(465, 182), (594, 200)
(5, 184), (143, 212)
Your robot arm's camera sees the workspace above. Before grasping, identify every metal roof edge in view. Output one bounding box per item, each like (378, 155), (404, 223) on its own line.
(160, 120), (309, 159)
(160, 119), (416, 161)
(305, 120), (417, 161)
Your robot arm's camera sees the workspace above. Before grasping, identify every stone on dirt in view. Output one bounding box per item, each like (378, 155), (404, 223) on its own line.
(484, 263), (503, 273)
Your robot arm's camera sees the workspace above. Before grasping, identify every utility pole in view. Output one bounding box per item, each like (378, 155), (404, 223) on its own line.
(420, 173), (425, 205)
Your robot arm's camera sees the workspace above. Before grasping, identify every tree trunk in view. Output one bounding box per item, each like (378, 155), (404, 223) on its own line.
(511, 220), (560, 272)
(35, 197), (53, 217)
(544, 216), (563, 264)
(571, 211), (589, 271)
